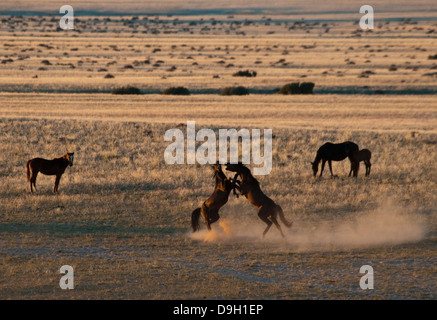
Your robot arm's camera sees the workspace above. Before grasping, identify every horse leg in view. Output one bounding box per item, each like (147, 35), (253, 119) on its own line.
(200, 205), (212, 230)
(365, 160), (371, 176)
(29, 177), (33, 193)
(270, 213), (285, 238)
(328, 160), (334, 177)
(30, 171), (38, 193)
(319, 160), (326, 177)
(348, 162), (354, 177)
(208, 210), (220, 227)
(257, 207), (272, 238)
(354, 162), (360, 177)
(54, 174), (61, 193)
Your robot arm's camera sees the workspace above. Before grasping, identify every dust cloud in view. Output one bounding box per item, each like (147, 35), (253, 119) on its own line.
(189, 199), (428, 251)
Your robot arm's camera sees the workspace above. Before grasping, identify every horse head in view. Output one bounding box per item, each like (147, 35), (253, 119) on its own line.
(211, 163), (227, 181)
(225, 163), (251, 180)
(225, 162), (243, 173)
(67, 152), (74, 166)
(310, 161), (318, 177)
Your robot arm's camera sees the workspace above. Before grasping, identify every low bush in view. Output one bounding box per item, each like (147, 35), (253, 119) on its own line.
(220, 86), (249, 95)
(162, 86), (190, 95)
(232, 70), (257, 77)
(111, 86), (140, 94)
(278, 82), (315, 94)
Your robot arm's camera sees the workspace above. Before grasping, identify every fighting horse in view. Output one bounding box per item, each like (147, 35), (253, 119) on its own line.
(191, 164), (240, 232)
(349, 149), (372, 177)
(226, 163), (292, 238)
(311, 141), (359, 177)
(26, 152), (74, 193)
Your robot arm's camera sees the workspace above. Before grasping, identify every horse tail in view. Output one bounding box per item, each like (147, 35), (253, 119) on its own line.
(277, 205), (293, 228)
(191, 207), (202, 232)
(26, 160), (32, 182)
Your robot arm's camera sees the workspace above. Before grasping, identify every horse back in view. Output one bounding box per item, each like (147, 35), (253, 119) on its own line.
(318, 141), (358, 161)
(353, 148), (372, 161)
(205, 188), (230, 209)
(29, 157), (66, 175)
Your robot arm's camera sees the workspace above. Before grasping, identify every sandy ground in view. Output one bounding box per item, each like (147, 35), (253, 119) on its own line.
(0, 3), (436, 300)
(0, 94), (436, 299)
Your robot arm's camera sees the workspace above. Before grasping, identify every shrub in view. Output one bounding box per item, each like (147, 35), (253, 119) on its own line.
(300, 82), (315, 94)
(428, 54), (437, 60)
(278, 83), (300, 94)
(111, 86), (140, 94)
(232, 70), (257, 77)
(162, 86), (190, 95)
(278, 82), (315, 94)
(1, 58), (13, 64)
(220, 86), (249, 96)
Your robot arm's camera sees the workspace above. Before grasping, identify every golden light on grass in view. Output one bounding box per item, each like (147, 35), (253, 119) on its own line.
(0, 2), (436, 299)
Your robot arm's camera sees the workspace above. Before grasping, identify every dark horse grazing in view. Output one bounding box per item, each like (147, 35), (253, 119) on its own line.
(311, 141), (359, 177)
(191, 164), (240, 232)
(26, 152), (74, 193)
(349, 149), (372, 177)
(226, 163), (292, 238)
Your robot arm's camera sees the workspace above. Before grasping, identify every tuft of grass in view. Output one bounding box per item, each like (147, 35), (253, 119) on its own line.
(232, 70), (257, 77)
(388, 65), (398, 71)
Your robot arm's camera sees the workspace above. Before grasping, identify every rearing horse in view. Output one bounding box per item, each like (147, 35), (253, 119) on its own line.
(191, 164), (240, 232)
(26, 152), (74, 193)
(226, 163), (292, 238)
(311, 141), (359, 177)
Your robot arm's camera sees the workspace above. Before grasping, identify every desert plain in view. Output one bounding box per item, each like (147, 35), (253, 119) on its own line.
(0, 0), (436, 299)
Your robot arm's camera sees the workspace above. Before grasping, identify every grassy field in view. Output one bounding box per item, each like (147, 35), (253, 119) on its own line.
(0, 94), (436, 299)
(0, 3), (436, 300)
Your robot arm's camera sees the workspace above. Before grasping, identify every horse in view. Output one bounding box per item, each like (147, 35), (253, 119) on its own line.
(26, 152), (74, 193)
(226, 163), (292, 238)
(191, 164), (240, 232)
(349, 149), (372, 177)
(311, 141), (359, 177)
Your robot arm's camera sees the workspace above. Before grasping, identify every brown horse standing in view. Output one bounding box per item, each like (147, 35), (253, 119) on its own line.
(349, 149), (372, 177)
(311, 141), (359, 177)
(26, 152), (74, 193)
(226, 163), (292, 238)
(191, 164), (240, 232)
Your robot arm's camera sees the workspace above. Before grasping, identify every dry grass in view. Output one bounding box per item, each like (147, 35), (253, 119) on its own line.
(0, 4), (436, 299)
(0, 95), (436, 299)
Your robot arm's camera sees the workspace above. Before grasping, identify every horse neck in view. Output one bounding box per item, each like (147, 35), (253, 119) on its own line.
(314, 153), (322, 165)
(240, 171), (257, 185)
(58, 155), (70, 167)
(214, 172), (227, 190)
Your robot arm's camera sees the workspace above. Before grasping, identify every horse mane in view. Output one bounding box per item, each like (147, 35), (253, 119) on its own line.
(238, 164), (259, 185)
(212, 165), (227, 183)
(313, 152), (322, 165)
